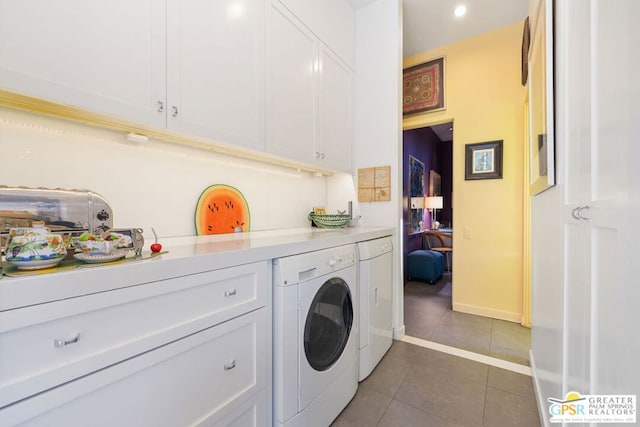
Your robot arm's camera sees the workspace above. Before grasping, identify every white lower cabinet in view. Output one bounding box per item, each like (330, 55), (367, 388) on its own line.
(2, 309), (269, 427)
(0, 261), (271, 427)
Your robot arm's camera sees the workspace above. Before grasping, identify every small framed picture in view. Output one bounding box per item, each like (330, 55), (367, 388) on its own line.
(465, 140), (503, 180)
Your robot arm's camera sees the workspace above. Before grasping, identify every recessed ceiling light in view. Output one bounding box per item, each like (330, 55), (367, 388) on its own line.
(454, 5), (467, 17)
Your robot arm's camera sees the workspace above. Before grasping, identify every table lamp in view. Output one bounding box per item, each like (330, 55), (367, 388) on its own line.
(425, 196), (443, 229)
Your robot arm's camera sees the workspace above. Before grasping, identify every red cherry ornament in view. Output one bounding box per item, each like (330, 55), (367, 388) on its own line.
(150, 228), (162, 253)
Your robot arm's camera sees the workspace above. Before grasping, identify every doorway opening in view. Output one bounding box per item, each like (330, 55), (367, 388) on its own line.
(402, 121), (453, 281)
(402, 122), (531, 366)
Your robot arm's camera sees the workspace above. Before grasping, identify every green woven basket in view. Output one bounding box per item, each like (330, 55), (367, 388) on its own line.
(308, 213), (351, 229)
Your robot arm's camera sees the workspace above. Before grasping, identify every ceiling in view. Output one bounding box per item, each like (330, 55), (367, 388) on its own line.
(402, 0), (528, 57)
(348, 0), (529, 58)
(348, 0), (528, 142)
(430, 122), (454, 142)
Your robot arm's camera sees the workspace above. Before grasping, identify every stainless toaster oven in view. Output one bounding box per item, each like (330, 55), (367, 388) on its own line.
(0, 186), (114, 249)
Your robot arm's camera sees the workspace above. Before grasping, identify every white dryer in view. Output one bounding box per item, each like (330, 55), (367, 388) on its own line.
(357, 236), (393, 381)
(273, 244), (358, 427)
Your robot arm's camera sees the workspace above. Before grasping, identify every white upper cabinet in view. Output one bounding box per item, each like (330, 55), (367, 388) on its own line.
(166, 0), (265, 151)
(266, 2), (353, 172)
(0, 0), (265, 151)
(266, 3), (317, 164)
(317, 44), (352, 172)
(0, 0), (166, 128)
(277, 0), (355, 68)
(0, 0), (353, 170)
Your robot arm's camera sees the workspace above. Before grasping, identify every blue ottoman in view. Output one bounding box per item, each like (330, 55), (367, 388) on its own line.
(407, 250), (444, 284)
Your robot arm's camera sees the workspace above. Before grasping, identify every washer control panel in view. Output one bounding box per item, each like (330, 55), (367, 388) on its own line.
(274, 244), (358, 286)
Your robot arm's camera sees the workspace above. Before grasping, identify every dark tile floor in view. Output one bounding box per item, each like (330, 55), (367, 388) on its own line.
(332, 341), (541, 426)
(332, 272), (538, 426)
(404, 272), (531, 366)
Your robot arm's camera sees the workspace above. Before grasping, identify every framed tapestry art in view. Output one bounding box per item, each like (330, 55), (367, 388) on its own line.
(403, 57), (445, 115)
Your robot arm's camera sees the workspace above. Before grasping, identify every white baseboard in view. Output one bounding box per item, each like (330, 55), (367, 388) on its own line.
(453, 302), (522, 323)
(529, 350), (549, 427)
(402, 335), (531, 375)
(393, 325), (405, 340)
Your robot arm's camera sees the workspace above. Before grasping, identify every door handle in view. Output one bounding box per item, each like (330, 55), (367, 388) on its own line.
(576, 205), (590, 220)
(571, 207), (581, 220)
(571, 205), (590, 221)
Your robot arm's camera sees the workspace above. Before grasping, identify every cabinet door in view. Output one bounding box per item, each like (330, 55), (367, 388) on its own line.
(277, 0), (355, 67)
(317, 44), (352, 172)
(266, 3), (317, 163)
(0, 261), (268, 409)
(166, 0), (265, 151)
(0, 308), (270, 427)
(0, 0), (166, 128)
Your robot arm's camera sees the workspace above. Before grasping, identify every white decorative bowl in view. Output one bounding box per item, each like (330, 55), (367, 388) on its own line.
(5, 222), (67, 270)
(73, 239), (119, 254)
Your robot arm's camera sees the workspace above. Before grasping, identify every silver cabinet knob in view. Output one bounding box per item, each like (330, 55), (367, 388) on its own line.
(157, 100), (164, 112)
(171, 106), (179, 117)
(54, 333), (80, 348)
(224, 360), (237, 371)
(224, 289), (237, 297)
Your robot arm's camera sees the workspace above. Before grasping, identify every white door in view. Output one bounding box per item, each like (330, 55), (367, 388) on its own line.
(559, 0), (639, 398)
(166, 0), (265, 151)
(0, 0), (166, 128)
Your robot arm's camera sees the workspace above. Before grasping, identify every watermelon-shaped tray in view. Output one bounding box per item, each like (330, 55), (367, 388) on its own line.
(195, 184), (250, 235)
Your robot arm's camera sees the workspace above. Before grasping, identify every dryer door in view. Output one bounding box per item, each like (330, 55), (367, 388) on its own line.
(303, 277), (353, 371)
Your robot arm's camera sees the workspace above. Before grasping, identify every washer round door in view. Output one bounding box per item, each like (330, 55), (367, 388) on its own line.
(303, 277), (354, 371)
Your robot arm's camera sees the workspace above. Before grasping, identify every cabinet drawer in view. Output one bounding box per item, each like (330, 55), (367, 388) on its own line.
(0, 308), (270, 426)
(0, 261), (269, 408)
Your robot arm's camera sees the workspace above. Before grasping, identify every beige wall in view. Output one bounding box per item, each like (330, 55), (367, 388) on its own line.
(403, 22), (526, 322)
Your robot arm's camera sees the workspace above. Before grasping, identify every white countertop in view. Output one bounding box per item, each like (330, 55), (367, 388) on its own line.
(0, 226), (394, 312)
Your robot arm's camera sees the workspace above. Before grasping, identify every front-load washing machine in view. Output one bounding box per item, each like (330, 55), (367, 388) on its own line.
(273, 244), (358, 427)
(358, 236), (393, 381)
